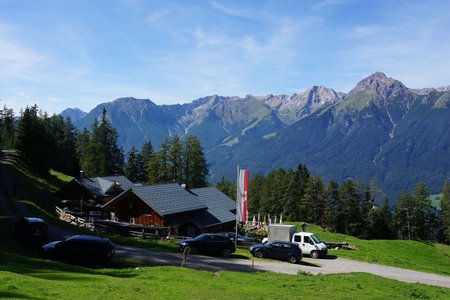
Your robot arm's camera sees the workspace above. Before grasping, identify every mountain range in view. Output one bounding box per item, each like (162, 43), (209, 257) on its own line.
(65, 72), (450, 203)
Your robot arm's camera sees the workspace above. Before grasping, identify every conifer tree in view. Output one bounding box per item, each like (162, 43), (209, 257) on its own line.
(248, 173), (265, 215)
(0, 106), (16, 148)
(168, 135), (183, 183)
(325, 180), (340, 231)
(137, 141), (153, 183)
(78, 108), (123, 176)
(411, 182), (433, 240)
(393, 191), (414, 240)
(146, 151), (165, 184)
(360, 185), (375, 238)
(47, 115), (79, 176)
(261, 169), (291, 216)
(303, 175), (326, 225)
(141, 141), (154, 163)
(338, 180), (362, 236)
(125, 146), (140, 182)
(217, 176), (236, 199)
(15, 105), (52, 174)
(183, 135), (208, 188)
(439, 181), (450, 243)
(366, 198), (393, 239)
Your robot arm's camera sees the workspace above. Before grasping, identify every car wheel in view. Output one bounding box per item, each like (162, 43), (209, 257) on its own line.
(287, 255), (298, 264)
(222, 248), (232, 258)
(310, 251), (319, 259)
(254, 250), (263, 258)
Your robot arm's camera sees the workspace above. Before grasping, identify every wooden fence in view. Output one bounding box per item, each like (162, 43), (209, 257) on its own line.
(56, 206), (94, 231)
(55, 206), (185, 241)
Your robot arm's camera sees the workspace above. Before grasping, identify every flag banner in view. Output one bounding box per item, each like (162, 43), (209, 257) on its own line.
(236, 168), (249, 222)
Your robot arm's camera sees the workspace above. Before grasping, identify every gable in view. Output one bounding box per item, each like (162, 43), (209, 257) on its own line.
(104, 183), (207, 216)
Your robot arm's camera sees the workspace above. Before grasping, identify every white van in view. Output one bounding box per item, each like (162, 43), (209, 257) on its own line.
(292, 232), (327, 259)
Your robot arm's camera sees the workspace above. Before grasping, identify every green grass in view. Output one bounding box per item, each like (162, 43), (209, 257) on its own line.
(288, 222), (450, 276)
(9, 160), (70, 213)
(1, 223), (449, 300)
(1, 158), (450, 298)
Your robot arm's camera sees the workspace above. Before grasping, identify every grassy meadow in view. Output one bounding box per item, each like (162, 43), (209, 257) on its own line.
(1, 156), (449, 298)
(0, 221), (449, 300)
(289, 222), (450, 276)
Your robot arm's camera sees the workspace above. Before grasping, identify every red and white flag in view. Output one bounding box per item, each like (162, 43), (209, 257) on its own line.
(236, 167), (249, 222)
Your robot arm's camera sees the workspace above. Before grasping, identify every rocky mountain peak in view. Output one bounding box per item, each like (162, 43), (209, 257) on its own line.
(304, 85), (341, 105)
(348, 72), (408, 99)
(59, 107), (87, 122)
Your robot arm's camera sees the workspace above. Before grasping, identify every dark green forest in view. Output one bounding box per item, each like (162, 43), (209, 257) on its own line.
(217, 165), (450, 244)
(1, 104), (449, 244)
(0, 105), (208, 188)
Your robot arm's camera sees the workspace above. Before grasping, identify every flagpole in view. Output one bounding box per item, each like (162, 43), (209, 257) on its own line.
(235, 165), (240, 248)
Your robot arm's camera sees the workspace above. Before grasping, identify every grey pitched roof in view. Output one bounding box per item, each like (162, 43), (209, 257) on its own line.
(129, 183), (207, 216)
(190, 187), (236, 228)
(76, 175), (134, 198)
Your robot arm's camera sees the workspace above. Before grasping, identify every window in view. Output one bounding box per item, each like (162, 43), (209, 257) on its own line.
(304, 236), (310, 244)
(281, 243), (291, 249)
(294, 235), (301, 242)
(311, 234), (321, 244)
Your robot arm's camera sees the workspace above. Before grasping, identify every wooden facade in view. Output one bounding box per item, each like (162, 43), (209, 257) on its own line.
(106, 191), (164, 226)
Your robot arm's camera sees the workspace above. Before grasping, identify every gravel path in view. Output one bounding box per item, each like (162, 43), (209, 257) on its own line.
(115, 245), (450, 288)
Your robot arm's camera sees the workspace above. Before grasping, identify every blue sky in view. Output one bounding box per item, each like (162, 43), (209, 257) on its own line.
(1, 0), (450, 115)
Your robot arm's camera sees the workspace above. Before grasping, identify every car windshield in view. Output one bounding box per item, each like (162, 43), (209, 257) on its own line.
(311, 234), (321, 244)
(193, 234), (207, 241)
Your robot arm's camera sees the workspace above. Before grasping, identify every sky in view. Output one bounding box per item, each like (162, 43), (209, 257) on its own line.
(1, 0), (450, 115)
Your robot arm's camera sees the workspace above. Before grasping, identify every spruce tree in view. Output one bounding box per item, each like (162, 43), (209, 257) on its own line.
(217, 176), (237, 199)
(303, 175), (326, 225)
(0, 106), (16, 148)
(47, 115), (79, 176)
(248, 173), (265, 216)
(183, 135), (208, 188)
(360, 185), (375, 238)
(168, 135), (183, 183)
(411, 182), (433, 240)
(15, 105), (52, 174)
(393, 191), (414, 240)
(78, 108), (123, 176)
(338, 180), (362, 236)
(125, 146), (140, 182)
(146, 152), (164, 185)
(325, 180), (340, 231)
(440, 181), (450, 243)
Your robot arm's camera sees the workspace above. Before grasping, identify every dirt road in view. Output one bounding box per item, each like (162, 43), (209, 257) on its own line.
(115, 245), (450, 288)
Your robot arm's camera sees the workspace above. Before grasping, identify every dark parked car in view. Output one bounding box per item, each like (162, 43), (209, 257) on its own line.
(179, 233), (236, 258)
(13, 217), (48, 245)
(249, 240), (302, 264)
(218, 232), (255, 245)
(40, 235), (115, 267)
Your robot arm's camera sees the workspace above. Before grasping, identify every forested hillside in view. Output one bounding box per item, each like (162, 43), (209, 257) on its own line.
(65, 73), (450, 201)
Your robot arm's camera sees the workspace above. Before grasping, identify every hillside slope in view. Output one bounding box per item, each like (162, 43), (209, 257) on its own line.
(69, 73), (450, 200)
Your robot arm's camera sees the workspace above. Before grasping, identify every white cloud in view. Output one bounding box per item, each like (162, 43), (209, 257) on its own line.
(312, 0), (348, 10)
(209, 1), (253, 19)
(147, 10), (171, 24)
(0, 23), (45, 80)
